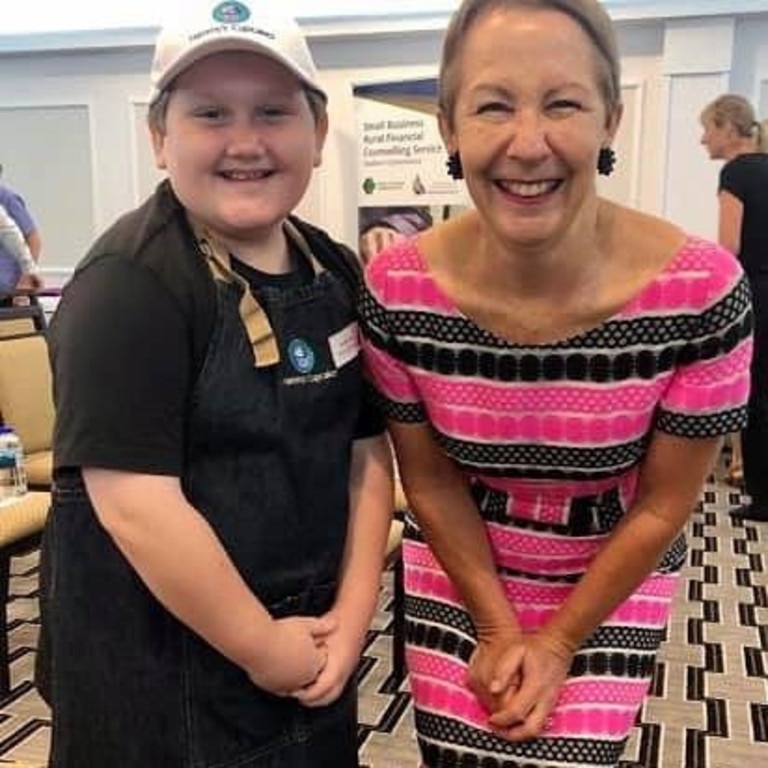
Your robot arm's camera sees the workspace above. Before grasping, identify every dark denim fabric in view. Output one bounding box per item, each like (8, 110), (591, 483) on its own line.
(37, 267), (363, 767)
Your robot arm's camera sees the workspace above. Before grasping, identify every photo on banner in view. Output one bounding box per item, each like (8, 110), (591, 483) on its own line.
(354, 77), (469, 264)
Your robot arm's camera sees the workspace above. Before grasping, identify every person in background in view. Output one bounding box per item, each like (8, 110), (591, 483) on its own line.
(359, 1), (752, 766)
(0, 164), (42, 279)
(36, 3), (392, 767)
(700, 94), (768, 521)
(0, 203), (41, 296)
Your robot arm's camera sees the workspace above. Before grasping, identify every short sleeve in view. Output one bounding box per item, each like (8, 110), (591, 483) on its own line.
(0, 205), (34, 271)
(655, 252), (752, 438)
(359, 247), (427, 424)
(2, 192), (35, 237)
(50, 256), (192, 475)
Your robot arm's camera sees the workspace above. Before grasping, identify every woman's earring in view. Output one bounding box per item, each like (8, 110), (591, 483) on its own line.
(446, 152), (464, 180)
(597, 147), (616, 176)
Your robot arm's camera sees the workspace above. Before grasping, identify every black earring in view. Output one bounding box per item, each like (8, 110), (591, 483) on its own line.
(446, 152), (464, 180)
(597, 147), (616, 176)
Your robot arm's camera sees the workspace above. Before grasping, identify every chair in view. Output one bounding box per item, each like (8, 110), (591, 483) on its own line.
(0, 291), (47, 340)
(0, 334), (54, 489)
(0, 491), (49, 696)
(0, 316), (37, 340)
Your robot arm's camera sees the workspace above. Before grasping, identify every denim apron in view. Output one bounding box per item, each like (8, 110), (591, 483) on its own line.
(39, 224), (363, 767)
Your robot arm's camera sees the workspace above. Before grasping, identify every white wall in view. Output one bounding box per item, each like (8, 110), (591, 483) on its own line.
(0, 4), (766, 280)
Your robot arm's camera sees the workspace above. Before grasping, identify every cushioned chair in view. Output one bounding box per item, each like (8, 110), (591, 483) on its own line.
(0, 334), (54, 489)
(0, 317), (37, 339)
(0, 491), (49, 696)
(0, 293), (47, 340)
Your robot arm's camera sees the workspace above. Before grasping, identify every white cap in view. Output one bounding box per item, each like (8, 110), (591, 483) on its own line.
(148, 1), (325, 105)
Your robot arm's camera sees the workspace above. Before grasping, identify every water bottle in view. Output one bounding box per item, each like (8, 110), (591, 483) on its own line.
(0, 425), (27, 501)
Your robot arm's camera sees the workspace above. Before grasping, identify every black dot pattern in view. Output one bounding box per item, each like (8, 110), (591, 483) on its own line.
(583, 625), (666, 653)
(415, 711), (627, 766)
(656, 407), (746, 439)
(435, 434), (648, 482)
(359, 271), (751, 480)
(359, 275), (752, 363)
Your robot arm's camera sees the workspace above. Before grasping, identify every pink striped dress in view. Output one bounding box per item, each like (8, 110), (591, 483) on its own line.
(359, 236), (752, 768)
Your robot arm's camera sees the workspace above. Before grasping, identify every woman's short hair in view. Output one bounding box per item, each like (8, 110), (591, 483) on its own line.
(438, 0), (621, 128)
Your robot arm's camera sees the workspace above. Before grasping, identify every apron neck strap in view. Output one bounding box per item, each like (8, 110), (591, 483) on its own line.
(190, 218), (280, 368)
(283, 219), (325, 276)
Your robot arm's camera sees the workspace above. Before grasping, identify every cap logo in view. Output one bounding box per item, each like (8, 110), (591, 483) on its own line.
(212, 1), (251, 24)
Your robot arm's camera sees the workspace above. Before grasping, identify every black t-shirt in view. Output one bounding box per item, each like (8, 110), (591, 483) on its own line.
(719, 153), (768, 279)
(230, 240), (315, 293)
(50, 181), (381, 476)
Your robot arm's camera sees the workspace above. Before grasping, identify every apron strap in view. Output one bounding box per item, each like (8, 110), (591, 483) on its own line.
(189, 219), (326, 369)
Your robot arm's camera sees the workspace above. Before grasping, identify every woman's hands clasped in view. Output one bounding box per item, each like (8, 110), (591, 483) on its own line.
(469, 627), (574, 741)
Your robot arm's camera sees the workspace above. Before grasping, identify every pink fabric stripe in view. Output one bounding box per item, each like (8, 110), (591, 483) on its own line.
(558, 678), (652, 707)
(605, 597), (675, 627)
(487, 525), (606, 557)
(369, 236), (743, 322)
(389, 272), (458, 314)
(404, 562), (677, 629)
(362, 344), (419, 402)
(407, 647), (469, 689)
(404, 539), (592, 579)
(406, 527), (604, 571)
(481, 473), (639, 501)
(408, 648), (651, 739)
(495, 552), (596, 573)
(405, 542), (678, 599)
(547, 705), (641, 738)
(662, 345), (752, 413)
(672, 338), (751, 387)
(422, 378), (674, 420)
(427, 404), (656, 446)
(367, 240), (457, 314)
(409, 675), (492, 730)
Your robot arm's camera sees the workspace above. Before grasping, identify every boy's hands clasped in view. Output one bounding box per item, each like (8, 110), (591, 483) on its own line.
(245, 609), (363, 708)
(291, 607), (364, 708)
(246, 615), (336, 697)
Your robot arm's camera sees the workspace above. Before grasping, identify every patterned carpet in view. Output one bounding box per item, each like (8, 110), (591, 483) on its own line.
(0, 472), (766, 767)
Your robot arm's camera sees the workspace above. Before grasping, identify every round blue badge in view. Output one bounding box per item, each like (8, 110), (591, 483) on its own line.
(212, 1), (251, 24)
(287, 339), (315, 375)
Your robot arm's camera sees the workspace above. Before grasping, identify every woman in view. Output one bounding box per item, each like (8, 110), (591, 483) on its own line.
(701, 94), (768, 521)
(359, 1), (752, 766)
(37, 3), (392, 766)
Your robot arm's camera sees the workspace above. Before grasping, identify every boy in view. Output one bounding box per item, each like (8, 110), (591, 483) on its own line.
(37, 3), (392, 766)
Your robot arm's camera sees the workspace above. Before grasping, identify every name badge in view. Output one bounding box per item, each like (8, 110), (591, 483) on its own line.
(328, 322), (360, 369)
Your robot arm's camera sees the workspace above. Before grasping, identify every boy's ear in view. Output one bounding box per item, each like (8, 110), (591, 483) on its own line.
(149, 124), (168, 170)
(313, 109), (329, 168)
